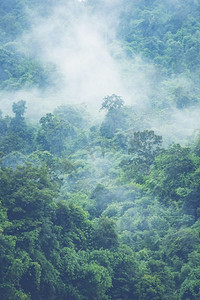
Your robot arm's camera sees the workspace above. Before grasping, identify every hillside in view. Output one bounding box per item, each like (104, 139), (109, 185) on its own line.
(0, 1), (200, 299)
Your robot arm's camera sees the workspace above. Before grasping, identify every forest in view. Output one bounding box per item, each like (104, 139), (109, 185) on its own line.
(0, 0), (200, 299)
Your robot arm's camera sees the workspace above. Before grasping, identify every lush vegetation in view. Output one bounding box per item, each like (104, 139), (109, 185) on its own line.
(0, 0), (200, 299)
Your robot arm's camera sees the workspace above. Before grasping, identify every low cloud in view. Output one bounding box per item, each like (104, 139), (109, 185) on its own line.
(0, 0), (199, 145)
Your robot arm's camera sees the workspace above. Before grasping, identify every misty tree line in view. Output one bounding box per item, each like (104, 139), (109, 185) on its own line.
(0, 0), (200, 112)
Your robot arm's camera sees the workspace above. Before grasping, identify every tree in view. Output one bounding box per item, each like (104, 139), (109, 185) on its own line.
(93, 217), (118, 249)
(90, 184), (114, 217)
(121, 130), (162, 183)
(54, 104), (88, 129)
(100, 94), (124, 112)
(12, 100), (26, 119)
(77, 263), (112, 300)
(54, 201), (92, 250)
(36, 113), (73, 156)
(180, 275), (200, 300)
(110, 245), (139, 299)
(0, 164), (57, 224)
(0, 101), (34, 154)
(100, 94), (126, 138)
(135, 274), (165, 300)
(146, 144), (200, 212)
(163, 227), (199, 263)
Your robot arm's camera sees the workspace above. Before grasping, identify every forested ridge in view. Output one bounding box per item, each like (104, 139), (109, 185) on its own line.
(0, 1), (200, 299)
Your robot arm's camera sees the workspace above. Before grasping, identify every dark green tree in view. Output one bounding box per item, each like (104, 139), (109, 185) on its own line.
(0, 101), (34, 154)
(146, 144), (200, 215)
(36, 113), (74, 156)
(121, 130), (162, 183)
(93, 217), (118, 249)
(100, 94), (126, 138)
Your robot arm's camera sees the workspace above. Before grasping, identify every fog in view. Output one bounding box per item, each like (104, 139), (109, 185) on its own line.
(0, 0), (200, 144)
(18, 0), (127, 109)
(10, 0), (158, 114)
(0, 1), (157, 113)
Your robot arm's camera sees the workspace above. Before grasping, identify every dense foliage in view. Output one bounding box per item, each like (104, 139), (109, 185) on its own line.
(0, 95), (199, 299)
(0, 0), (200, 299)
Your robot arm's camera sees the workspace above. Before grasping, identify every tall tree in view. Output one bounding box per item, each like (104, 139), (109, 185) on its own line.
(100, 94), (126, 138)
